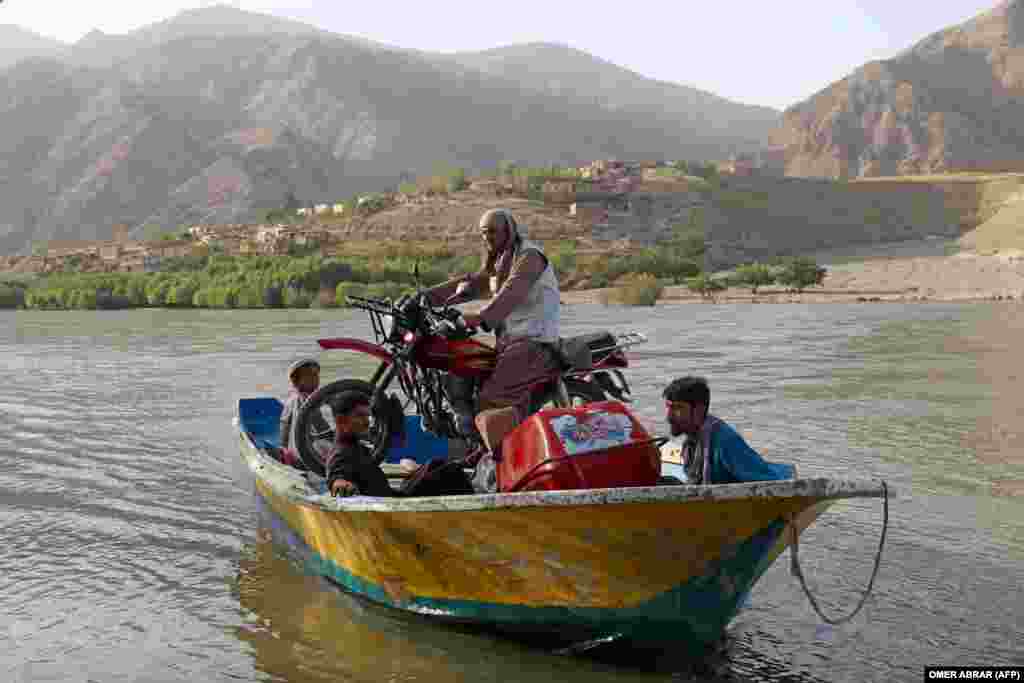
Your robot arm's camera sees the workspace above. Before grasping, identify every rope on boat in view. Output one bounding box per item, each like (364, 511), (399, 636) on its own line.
(789, 480), (889, 625)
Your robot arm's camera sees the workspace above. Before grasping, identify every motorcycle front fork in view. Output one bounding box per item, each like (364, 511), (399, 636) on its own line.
(552, 377), (571, 408)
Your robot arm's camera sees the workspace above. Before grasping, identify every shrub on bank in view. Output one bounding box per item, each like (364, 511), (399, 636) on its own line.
(335, 282), (368, 307)
(686, 273), (727, 299)
(548, 240), (578, 275)
(365, 281), (412, 301)
(0, 284), (23, 309)
(732, 263), (776, 294)
(581, 249), (700, 289)
(283, 287), (313, 309)
(774, 257), (827, 292)
(600, 273), (663, 306)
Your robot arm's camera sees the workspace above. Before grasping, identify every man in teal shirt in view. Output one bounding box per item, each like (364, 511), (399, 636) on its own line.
(663, 376), (797, 484)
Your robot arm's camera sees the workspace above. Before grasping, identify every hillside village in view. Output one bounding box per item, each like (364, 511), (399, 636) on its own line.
(9, 149), (1024, 285)
(0, 158), (749, 276)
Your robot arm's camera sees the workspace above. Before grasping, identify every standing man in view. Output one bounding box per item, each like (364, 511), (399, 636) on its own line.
(427, 208), (561, 491)
(663, 376), (797, 484)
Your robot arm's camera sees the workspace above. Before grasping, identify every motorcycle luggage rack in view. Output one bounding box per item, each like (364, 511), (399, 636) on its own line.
(589, 331), (647, 357)
(614, 332), (647, 349)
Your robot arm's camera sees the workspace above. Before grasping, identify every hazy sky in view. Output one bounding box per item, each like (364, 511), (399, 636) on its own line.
(2, 0), (1003, 109)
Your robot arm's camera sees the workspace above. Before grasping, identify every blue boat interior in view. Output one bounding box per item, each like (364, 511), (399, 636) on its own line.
(238, 397), (447, 465)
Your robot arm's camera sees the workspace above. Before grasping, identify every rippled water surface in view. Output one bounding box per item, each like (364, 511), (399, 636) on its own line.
(2, 304), (1022, 682)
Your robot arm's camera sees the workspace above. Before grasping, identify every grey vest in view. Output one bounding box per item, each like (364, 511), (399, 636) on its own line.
(498, 238), (560, 343)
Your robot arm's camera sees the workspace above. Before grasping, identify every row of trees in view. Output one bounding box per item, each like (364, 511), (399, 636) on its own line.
(684, 257), (827, 298)
(14, 248), (480, 311)
(7, 237), (825, 310)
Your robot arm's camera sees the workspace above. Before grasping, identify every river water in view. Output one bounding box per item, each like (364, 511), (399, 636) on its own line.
(2, 303), (1021, 682)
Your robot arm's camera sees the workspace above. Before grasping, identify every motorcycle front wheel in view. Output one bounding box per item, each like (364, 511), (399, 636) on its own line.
(293, 378), (396, 476)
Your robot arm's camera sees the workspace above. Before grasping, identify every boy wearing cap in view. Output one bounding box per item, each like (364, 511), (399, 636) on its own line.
(279, 358), (330, 467)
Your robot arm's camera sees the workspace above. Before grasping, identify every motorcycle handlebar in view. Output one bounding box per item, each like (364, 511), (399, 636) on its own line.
(347, 294), (475, 338)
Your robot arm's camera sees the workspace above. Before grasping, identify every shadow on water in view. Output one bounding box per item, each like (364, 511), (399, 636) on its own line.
(231, 523), (829, 683)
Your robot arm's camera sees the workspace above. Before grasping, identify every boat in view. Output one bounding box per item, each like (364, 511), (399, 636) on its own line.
(235, 397), (888, 652)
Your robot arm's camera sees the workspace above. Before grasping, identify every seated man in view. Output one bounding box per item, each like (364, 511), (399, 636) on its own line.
(663, 376), (797, 484)
(324, 391), (396, 497)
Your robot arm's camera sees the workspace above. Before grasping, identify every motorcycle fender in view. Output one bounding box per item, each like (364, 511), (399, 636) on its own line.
(317, 337), (393, 364)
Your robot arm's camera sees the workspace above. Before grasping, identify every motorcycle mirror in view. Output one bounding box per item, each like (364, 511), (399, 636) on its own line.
(413, 260), (421, 290)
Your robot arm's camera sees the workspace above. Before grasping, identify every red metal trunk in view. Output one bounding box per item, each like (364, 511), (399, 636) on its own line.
(499, 401), (660, 492)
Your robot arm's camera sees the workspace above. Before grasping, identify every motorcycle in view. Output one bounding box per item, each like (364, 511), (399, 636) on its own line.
(293, 286), (646, 475)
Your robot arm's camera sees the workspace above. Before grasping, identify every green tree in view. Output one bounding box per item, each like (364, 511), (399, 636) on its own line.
(263, 285), (284, 308)
(686, 273), (727, 299)
(365, 281), (409, 301)
(733, 263), (775, 294)
(776, 257), (827, 292)
(167, 283), (197, 307)
(77, 288), (98, 309)
(548, 241), (577, 275)
(145, 280), (171, 306)
(446, 168), (468, 193)
(335, 281), (368, 307)
(603, 273), (663, 306)
(0, 285), (19, 309)
(283, 286), (313, 308)
(237, 285), (265, 308)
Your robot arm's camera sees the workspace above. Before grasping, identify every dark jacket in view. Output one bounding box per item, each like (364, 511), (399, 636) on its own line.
(325, 436), (395, 497)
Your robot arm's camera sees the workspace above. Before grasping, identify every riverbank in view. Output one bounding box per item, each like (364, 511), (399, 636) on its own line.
(8, 238), (1024, 310)
(562, 239), (1024, 305)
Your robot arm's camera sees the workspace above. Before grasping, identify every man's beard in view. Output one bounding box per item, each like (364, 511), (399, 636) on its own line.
(668, 419), (685, 437)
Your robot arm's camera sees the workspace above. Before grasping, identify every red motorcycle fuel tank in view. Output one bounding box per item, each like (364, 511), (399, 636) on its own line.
(414, 335), (497, 378)
(498, 401), (661, 492)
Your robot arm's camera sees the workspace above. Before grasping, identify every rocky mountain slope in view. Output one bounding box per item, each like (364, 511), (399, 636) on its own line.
(0, 6), (779, 255)
(0, 25), (64, 70)
(770, 0), (1024, 178)
(443, 42), (778, 151)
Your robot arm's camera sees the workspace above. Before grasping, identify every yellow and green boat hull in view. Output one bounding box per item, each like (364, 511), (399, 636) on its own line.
(239, 429), (882, 649)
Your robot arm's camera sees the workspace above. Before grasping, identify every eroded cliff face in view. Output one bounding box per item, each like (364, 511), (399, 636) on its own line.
(770, 0), (1024, 178)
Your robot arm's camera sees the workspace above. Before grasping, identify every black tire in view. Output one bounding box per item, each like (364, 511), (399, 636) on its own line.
(529, 378), (610, 414)
(294, 379), (389, 476)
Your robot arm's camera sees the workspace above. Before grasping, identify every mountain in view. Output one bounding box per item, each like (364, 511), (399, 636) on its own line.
(443, 42), (779, 151)
(0, 25), (64, 70)
(0, 6), (781, 255)
(770, 0), (1024, 178)
(63, 5), (340, 70)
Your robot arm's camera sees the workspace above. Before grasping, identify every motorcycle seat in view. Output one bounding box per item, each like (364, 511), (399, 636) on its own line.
(556, 331), (616, 370)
